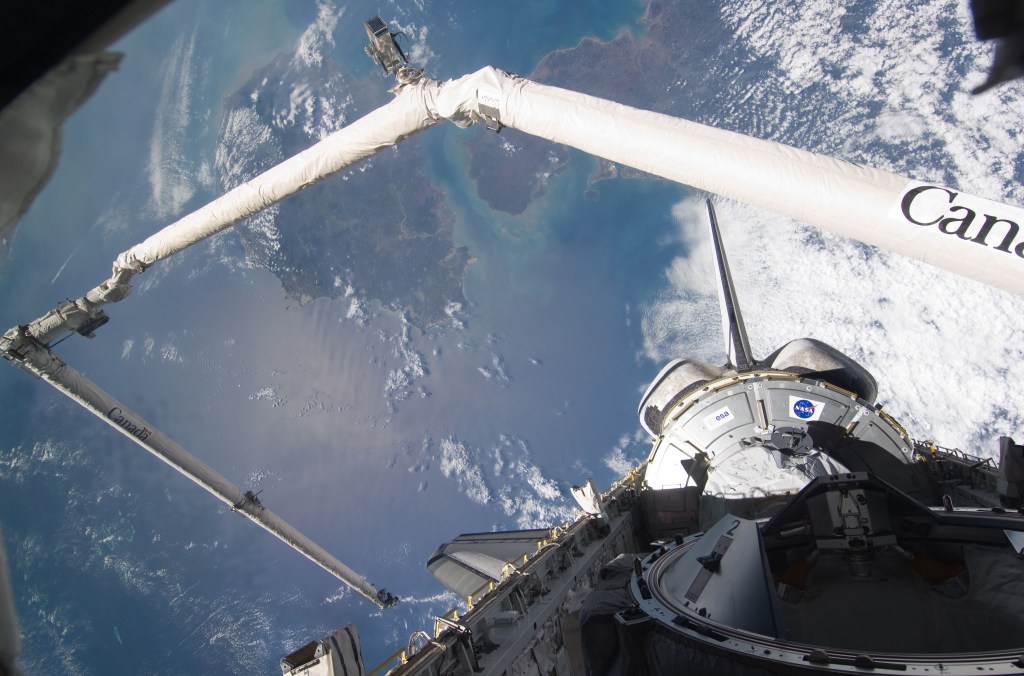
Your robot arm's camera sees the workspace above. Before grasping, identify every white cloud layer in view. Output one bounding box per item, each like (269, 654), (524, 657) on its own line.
(716, 0), (1024, 194)
(148, 30), (201, 218)
(295, 1), (343, 69)
(638, 0), (1024, 457)
(436, 434), (574, 528)
(642, 195), (1024, 456)
(387, 20), (437, 69)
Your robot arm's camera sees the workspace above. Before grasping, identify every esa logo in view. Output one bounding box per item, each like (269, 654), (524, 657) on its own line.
(788, 396), (825, 422)
(703, 405), (734, 430)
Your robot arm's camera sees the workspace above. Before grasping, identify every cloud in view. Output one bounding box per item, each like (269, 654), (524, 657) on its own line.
(632, 0), (1024, 457)
(642, 194), (1024, 456)
(640, 198), (722, 365)
(438, 436), (491, 505)
(0, 437), (299, 674)
(491, 435), (573, 529)
(294, 1), (344, 69)
(387, 20), (437, 69)
(477, 352), (512, 387)
(716, 0), (1024, 196)
(148, 29), (201, 218)
(214, 106), (283, 260)
(434, 434), (575, 529)
(381, 313), (430, 406)
(603, 430), (649, 476)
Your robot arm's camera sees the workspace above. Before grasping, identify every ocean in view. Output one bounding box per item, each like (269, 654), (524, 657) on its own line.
(0, 1), (675, 673)
(5, 0), (1023, 673)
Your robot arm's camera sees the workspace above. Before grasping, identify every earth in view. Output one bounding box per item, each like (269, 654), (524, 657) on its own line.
(1, 0), (1023, 673)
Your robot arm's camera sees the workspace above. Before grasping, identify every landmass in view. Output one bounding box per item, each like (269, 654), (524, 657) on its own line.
(216, 0), (716, 323)
(216, 49), (469, 329)
(465, 0), (722, 213)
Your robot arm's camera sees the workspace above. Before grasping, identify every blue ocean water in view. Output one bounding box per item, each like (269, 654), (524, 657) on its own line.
(427, 130), (688, 440)
(430, 0), (648, 77)
(0, 0), (693, 673)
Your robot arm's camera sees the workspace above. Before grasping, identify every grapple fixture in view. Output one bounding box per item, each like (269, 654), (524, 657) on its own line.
(364, 15), (408, 75)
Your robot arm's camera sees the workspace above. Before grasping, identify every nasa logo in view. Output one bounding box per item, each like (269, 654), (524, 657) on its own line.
(792, 399), (816, 419)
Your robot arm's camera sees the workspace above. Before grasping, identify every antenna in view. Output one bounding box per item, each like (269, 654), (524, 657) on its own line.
(706, 199), (754, 370)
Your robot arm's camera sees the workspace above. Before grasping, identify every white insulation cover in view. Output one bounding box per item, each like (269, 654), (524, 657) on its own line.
(55, 66), (1024, 325)
(450, 68), (1024, 297)
(109, 66), (1024, 296)
(113, 77), (444, 273)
